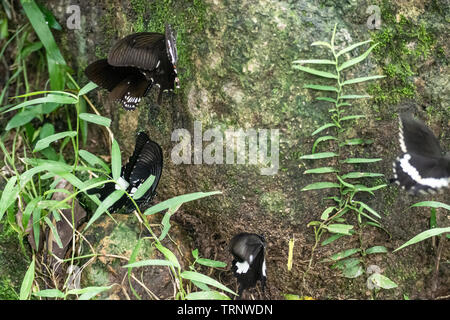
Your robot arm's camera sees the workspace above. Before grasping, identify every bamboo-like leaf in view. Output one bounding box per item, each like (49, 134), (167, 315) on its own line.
(301, 182), (340, 191)
(84, 189), (124, 230)
(321, 206), (336, 220)
(78, 150), (110, 173)
(292, 65), (338, 79)
(5, 94), (77, 113)
(311, 41), (332, 49)
(340, 94), (371, 100)
(144, 191), (222, 216)
(132, 175), (155, 200)
(337, 44), (378, 71)
(341, 158), (382, 164)
(180, 271), (236, 296)
(300, 152), (338, 160)
(123, 259), (176, 269)
(321, 233), (346, 246)
(341, 172), (384, 179)
(394, 227), (450, 252)
(185, 291), (231, 300)
(316, 96), (337, 103)
(33, 289), (65, 298)
(311, 123), (336, 136)
(33, 131), (77, 152)
(329, 248), (361, 261)
(111, 139), (121, 181)
(44, 216), (63, 249)
(0, 176), (19, 222)
(312, 135), (338, 153)
(20, 257), (35, 300)
(293, 59), (336, 65)
(67, 286), (113, 300)
(303, 84), (338, 92)
(196, 258), (227, 268)
(155, 243), (181, 270)
(78, 81), (98, 96)
(366, 246), (388, 254)
(342, 75), (385, 86)
(340, 115), (365, 121)
(335, 39), (372, 57)
(79, 113), (111, 127)
(327, 223), (354, 235)
(304, 167), (338, 174)
(410, 201), (450, 211)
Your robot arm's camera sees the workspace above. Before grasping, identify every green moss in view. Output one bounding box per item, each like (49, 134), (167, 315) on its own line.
(368, 0), (438, 105)
(259, 191), (287, 215)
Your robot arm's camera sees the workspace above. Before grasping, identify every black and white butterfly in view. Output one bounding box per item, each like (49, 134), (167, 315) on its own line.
(230, 233), (267, 298)
(88, 132), (163, 213)
(391, 113), (450, 195)
(85, 24), (179, 110)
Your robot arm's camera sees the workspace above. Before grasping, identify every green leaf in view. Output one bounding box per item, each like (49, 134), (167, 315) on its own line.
(341, 158), (382, 164)
(144, 191), (222, 216)
(132, 175), (156, 200)
(196, 258), (227, 268)
(303, 84), (338, 92)
(336, 39), (372, 57)
(44, 216), (63, 249)
(67, 286), (113, 300)
(339, 94), (371, 100)
(84, 189), (124, 230)
(367, 273), (398, 289)
(301, 182), (340, 191)
(300, 152), (338, 160)
(20, 257), (35, 300)
(337, 44), (378, 71)
(316, 96), (337, 103)
(357, 201), (382, 219)
(33, 131), (77, 152)
(292, 65), (338, 79)
(410, 201), (450, 211)
(185, 291), (231, 300)
(155, 243), (181, 270)
(123, 259), (176, 269)
(366, 246), (388, 254)
(311, 41), (332, 49)
(79, 113), (111, 127)
(329, 248), (361, 261)
(5, 108), (41, 130)
(293, 59), (336, 65)
(180, 271), (236, 296)
(5, 94), (77, 113)
(33, 289), (65, 298)
(394, 227), (450, 252)
(304, 167), (338, 174)
(78, 82), (98, 96)
(321, 233), (346, 246)
(327, 224), (354, 235)
(311, 123), (336, 136)
(341, 172), (384, 179)
(78, 150), (110, 173)
(340, 115), (365, 121)
(312, 135), (338, 153)
(343, 264), (364, 279)
(320, 206), (336, 220)
(0, 176), (19, 222)
(111, 139), (121, 181)
(342, 75), (385, 86)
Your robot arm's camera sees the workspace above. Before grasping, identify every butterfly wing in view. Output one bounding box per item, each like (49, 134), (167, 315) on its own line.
(108, 73), (153, 110)
(108, 32), (165, 71)
(399, 113), (442, 157)
(164, 24), (180, 89)
(85, 59), (137, 91)
(87, 179), (128, 213)
(392, 153), (450, 195)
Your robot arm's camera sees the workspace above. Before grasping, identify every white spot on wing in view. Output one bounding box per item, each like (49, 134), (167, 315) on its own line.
(235, 261), (250, 274)
(115, 177), (130, 190)
(399, 153), (449, 189)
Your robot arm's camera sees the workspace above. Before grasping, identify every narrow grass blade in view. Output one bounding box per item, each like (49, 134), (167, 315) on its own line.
(78, 82), (98, 96)
(341, 172), (384, 179)
(111, 139), (121, 181)
(304, 167), (338, 174)
(20, 257), (35, 300)
(300, 152), (338, 160)
(303, 84), (338, 92)
(33, 289), (65, 299)
(196, 258), (227, 268)
(293, 59), (336, 65)
(335, 39), (372, 57)
(311, 123), (336, 136)
(84, 189), (124, 230)
(132, 175), (155, 200)
(44, 216), (63, 249)
(338, 44), (378, 71)
(394, 227), (450, 252)
(78, 150), (110, 173)
(312, 135), (337, 153)
(0, 176), (19, 222)
(311, 41), (332, 49)
(340, 95), (371, 100)
(123, 259), (176, 268)
(341, 158), (382, 164)
(410, 201), (450, 211)
(155, 243), (181, 270)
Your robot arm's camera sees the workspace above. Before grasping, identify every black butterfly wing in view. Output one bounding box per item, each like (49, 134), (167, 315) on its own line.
(125, 136), (163, 210)
(399, 113), (442, 157)
(85, 59), (138, 91)
(87, 179), (128, 213)
(164, 24), (180, 89)
(108, 73), (153, 111)
(392, 153), (450, 195)
(108, 32), (165, 71)
(230, 233), (267, 295)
